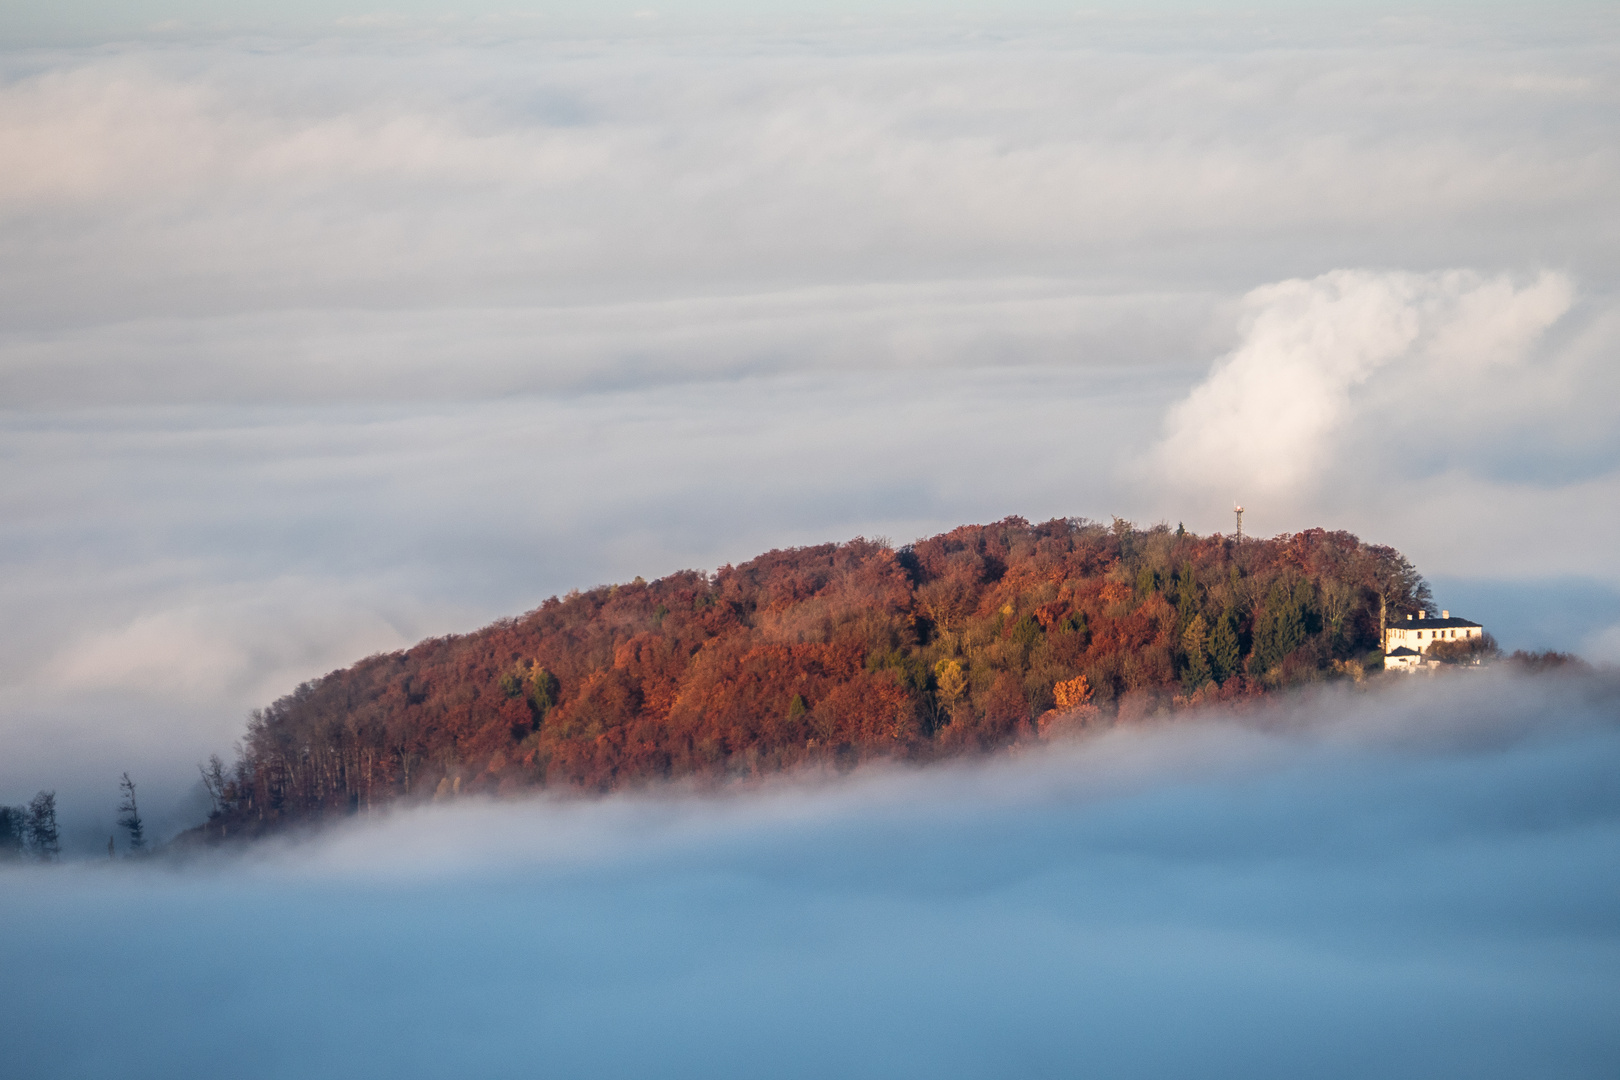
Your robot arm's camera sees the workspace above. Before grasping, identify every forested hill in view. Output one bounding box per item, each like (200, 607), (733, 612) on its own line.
(203, 517), (1431, 832)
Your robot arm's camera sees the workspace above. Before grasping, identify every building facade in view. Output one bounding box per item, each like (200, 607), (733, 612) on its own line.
(1383, 610), (1484, 670)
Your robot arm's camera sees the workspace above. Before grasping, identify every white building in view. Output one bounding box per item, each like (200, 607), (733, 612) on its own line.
(1383, 646), (1423, 672)
(1384, 610), (1484, 670)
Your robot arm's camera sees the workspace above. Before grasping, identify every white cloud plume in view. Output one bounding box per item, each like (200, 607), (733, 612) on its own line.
(1152, 269), (1574, 497)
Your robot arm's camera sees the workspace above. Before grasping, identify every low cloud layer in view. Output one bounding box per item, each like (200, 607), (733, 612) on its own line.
(1153, 269), (1576, 495)
(3, 9), (1620, 842)
(3, 674), (1618, 1078)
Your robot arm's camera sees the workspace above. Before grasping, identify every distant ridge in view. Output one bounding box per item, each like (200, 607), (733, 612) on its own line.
(197, 517), (1431, 836)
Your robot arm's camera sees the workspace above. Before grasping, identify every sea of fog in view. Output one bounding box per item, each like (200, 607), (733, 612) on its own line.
(3, 671), (1618, 1079)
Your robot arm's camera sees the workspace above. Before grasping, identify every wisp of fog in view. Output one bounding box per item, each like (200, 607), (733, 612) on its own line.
(2, 671), (1617, 1079)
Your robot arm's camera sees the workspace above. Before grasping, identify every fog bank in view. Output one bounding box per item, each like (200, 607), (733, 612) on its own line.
(3, 673), (1618, 1079)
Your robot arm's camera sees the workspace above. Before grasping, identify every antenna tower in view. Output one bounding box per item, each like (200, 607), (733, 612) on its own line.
(1234, 504), (1244, 541)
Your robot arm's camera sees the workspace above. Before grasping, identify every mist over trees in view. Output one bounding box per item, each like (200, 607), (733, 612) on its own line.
(117, 773), (145, 855)
(0, 792), (61, 862)
(194, 518), (1435, 835)
(0, 804), (25, 860)
(0, 778), (164, 863)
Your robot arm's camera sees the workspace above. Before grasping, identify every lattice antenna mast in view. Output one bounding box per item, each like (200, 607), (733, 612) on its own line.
(1234, 503), (1244, 541)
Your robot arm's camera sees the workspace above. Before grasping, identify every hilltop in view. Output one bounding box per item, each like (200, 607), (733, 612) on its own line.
(199, 517), (1432, 833)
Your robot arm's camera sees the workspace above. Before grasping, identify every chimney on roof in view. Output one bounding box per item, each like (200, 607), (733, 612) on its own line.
(1418, 611), (1425, 619)
(1442, 610), (1449, 619)
(1407, 614), (1414, 621)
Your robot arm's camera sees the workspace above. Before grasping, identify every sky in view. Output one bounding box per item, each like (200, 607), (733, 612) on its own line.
(2, 1), (1620, 845)
(3, 671), (1619, 1078)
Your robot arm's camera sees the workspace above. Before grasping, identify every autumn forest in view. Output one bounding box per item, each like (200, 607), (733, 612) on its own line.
(184, 516), (1445, 835)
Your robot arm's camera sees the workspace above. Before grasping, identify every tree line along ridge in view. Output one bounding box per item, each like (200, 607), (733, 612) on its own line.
(198, 516), (1435, 835)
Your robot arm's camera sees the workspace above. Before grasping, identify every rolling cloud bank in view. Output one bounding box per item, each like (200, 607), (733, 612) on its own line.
(3, 672), (1619, 1078)
(4, 7), (1618, 1075)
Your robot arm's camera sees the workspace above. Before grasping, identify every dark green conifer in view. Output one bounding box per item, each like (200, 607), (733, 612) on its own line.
(1208, 610), (1240, 683)
(118, 772), (145, 854)
(26, 791), (59, 862)
(1181, 615), (1212, 694)
(0, 805), (25, 860)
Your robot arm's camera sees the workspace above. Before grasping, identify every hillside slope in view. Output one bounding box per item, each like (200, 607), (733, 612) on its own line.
(204, 517), (1430, 830)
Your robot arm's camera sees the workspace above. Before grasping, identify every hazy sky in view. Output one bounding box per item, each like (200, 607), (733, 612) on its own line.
(2, 2), (1619, 841)
(4, 673), (1618, 1078)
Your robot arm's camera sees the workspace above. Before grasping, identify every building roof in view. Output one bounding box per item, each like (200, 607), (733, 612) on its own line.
(1385, 646), (1421, 657)
(1394, 617), (1481, 629)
